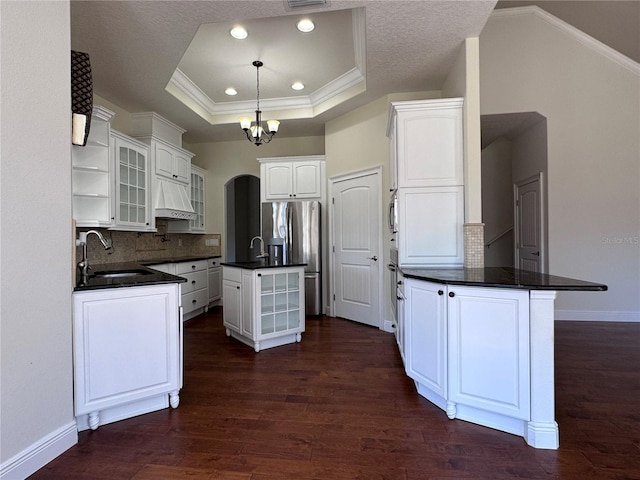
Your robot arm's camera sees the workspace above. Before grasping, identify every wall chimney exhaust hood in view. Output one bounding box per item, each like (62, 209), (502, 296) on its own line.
(154, 179), (196, 220)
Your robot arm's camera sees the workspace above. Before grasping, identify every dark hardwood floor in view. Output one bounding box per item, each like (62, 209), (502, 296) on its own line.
(31, 309), (640, 479)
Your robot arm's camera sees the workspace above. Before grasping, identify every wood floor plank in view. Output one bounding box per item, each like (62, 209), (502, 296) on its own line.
(30, 313), (640, 479)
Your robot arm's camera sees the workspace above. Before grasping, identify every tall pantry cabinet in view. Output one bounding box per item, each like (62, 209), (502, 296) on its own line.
(388, 98), (464, 267)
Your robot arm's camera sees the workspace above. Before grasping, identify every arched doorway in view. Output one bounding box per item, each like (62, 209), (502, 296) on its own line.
(224, 175), (260, 262)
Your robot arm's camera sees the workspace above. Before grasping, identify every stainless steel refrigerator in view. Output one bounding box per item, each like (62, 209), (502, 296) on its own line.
(261, 201), (321, 315)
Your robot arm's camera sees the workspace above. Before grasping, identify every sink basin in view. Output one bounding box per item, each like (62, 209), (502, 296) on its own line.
(91, 269), (153, 279)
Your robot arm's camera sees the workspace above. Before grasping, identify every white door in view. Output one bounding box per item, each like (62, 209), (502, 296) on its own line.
(332, 171), (381, 327)
(515, 174), (544, 272)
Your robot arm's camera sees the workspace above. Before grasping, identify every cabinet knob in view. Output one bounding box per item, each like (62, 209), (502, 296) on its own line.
(449, 291), (455, 298)
(192, 265), (196, 269)
(397, 296), (403, 300)
(236, 286), (240, 290)
(191, 280), (196, 284)
(257, 273), (261, 277)
(438, 290), (444, 295)
(397, 280), (403, 285)
(192, 299), (197, 304)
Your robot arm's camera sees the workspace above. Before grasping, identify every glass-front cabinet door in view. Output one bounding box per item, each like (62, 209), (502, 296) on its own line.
(112, 132), (152, 231)
(190, 166), (205, 232)
(257, 269), (303, 339)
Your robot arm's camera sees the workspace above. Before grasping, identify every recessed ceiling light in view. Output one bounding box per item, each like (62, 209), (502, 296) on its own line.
(291, 82), (305, 91)
(296, 19), (315, 33)
(230, 26), (248, 40)
(225, 87), (238, 96)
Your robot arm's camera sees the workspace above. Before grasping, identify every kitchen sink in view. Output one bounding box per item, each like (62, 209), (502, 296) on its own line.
(91, 269), (154, 279)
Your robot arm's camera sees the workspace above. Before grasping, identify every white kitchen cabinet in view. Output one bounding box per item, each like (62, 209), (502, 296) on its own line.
(222, 267), (242, 333)
(73, 283), (182, 431)
(72, 108), (154, 232)
(148, 262), (175, 274)
(168, 164), (206, 233)
(258, 155), (325, 202)
(223, 266), (305, 352)
(72, 106), (115, 228)
(403, 279), (447, 409)
(189, 165), (205, 232)
(152, 139), (191, 184)
(447, 285), (530, 421)
(388, 98), (463, 188)
(112, 131), (153, 231)
(402, 277), (531, 438)
(208, 258), (222, 306)
(397, 186), (464, 267)
(395, 272), (406, 365)
(387, 98), (465, 269)
(176, 259), (209, 320)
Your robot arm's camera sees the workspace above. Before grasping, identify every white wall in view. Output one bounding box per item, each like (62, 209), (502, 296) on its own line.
(443, 37), (482, 223)
(480, 7), (640, 320)
(0, 1), (77, 477)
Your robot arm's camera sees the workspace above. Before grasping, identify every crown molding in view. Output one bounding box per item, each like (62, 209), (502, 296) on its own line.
(490, 6), (640, 76)
(167, 69), (217, 117)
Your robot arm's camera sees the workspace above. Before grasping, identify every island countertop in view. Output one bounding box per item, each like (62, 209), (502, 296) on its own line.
(399, 266), (607, 291)
(222, 261), (307, 270)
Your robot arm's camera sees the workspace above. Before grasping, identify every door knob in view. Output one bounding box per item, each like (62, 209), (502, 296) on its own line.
(367, 256), (378, 261)
(532, 251), (540, 256)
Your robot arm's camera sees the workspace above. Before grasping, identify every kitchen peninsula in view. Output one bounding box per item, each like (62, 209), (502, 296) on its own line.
(72, 264), (186, 431)
(222, 261), (306, 352)
(397, 266), (607, 449)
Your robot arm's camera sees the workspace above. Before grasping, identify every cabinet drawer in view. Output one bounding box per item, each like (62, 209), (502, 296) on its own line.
(183, 287), (208, 314)
(149, 263), (175, 274)
(176, 259), (208, 275)
(180, 269), (208, 294)
(223, 266), (242, 283)
(208, 258), (221, 268)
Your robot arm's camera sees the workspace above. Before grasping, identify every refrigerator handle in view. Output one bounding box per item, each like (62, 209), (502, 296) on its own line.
(287, 205), (293, 260)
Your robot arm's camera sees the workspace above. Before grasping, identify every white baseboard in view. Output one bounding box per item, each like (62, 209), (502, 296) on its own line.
(0, 421), (77, 480)
(555, 310), (640, 322)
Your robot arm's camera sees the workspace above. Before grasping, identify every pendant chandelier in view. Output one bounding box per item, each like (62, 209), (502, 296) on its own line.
(240, 60), (280, 146)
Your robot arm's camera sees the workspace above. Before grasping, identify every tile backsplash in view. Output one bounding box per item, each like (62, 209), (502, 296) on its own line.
(75, 220), (221, 266)
(463, 223), (485, 269)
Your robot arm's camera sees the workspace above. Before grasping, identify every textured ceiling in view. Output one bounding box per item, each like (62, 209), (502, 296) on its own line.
(71, 0), (497, 144)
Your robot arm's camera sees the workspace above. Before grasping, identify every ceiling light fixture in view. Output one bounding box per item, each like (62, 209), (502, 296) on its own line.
(225, 87), (237, 96)
(229, 26), (248, 39)
(291, 81), (305, 91)
(296, 19), (315, 32)
(239, 61), (279, 146)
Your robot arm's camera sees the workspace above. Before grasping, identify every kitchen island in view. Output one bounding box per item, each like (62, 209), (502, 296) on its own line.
(397, 266), (606, 449)
(222, 261), (306, 352)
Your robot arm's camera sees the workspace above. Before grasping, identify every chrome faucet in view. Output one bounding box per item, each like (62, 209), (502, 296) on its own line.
(76, 230), (112, 282)
(249, 235), (269, 259)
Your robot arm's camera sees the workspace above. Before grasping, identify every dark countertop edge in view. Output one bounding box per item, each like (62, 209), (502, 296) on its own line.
(400, 267), (607, 292)
(141, 255), (221, 265)
(74, 262), (187, 292)
(221, 261), (307, 270)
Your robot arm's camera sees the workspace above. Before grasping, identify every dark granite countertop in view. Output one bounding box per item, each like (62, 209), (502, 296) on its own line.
(141, 255), (221, 266)
(222, 261), (307, 270)
(399, 266), (607, 291)
(74, 262), (187, 292)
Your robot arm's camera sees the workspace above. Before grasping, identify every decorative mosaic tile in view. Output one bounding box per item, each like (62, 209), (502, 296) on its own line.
(464, 223), (485, 269)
